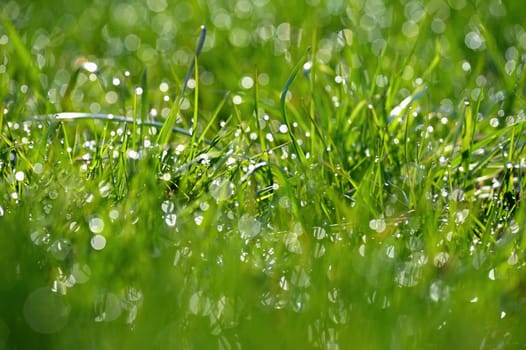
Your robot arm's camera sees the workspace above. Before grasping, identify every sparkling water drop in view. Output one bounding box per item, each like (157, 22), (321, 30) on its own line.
(194, 215), (203, 226)
(313, 227), (326, 240)
(89, 216), (105, 233)
(358, 244), (365, 257)
(508, 251), (518, 265)
(164, 213), (177, 227)
(433, 252), (449, 268)
(91, 235), (106, 251)
(23, 287), (70, 334)
(33, 163), (44, 174)
(369, 218), (386, 233)
(15, 171), (25, 181)
(161, 200), (175, 213)
(238, 214), (261, 239)
(386, 245), (395, 259)
(109, 209), (119, 221)
(71, 263), (91, 284)
(210, 178), (234, 202)
(488, 268), (496, 280)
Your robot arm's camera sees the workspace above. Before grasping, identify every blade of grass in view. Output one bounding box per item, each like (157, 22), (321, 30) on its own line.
(156, 25), (207, 147)
(188, 56), (199, 160)
(0, 11), (40, 92)
(280, 49), (310, 165)
(197, 92), (229, 148)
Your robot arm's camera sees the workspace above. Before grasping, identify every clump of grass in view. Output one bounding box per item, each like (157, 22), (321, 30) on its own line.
(1, 1), (526, 349)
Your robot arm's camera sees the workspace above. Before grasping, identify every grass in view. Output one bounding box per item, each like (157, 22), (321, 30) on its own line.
(1, 0), (526, 349)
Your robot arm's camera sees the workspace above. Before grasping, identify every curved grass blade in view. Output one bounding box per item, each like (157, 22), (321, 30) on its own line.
(42, 112), (217, 147)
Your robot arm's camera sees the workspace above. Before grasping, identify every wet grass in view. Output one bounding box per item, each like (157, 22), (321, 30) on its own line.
(1, 1), (526, 349)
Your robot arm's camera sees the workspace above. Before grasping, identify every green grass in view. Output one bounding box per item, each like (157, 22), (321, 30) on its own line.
(1, 0), (526, 349)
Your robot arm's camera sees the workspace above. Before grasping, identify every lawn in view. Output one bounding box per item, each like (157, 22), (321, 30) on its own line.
(1, 0), (526, 349)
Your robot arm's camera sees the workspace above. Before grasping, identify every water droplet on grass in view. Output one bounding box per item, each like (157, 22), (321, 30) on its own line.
(33, 163), (44, 174)
(210, 178), (234, 202)
(455, 209), (469, 224)
(490, 118), (499, 127)
(240, 76), (254, 89)
(429, 280), (450, 302)
(395, 263), (421, 287)
(313, 227), (326, 240)
(369, 218), (386, 233)
(91, 235), (106, 250)
(164, 213), (177, 227)
(94, 292), (122, 322)
(49, 239), (71, 261)
(358, 244), (365, 257)
(508, 251), (518, 265)
(89, 216), (105, 233)
(99, 182), (111, 198)
(314, 242), (326, 258)
(71, 263), (91, 284)
(109, 209), (119, 221)
(15, 171), (25, 181)
(284, 232), (302, 254)
(23, 287), (70, 334)
(488, 268), (496, 280)
(31, 229), (51, 246)
(232, 95), (243, 105)
(472, 251), (486, 269)
(386, 245), (395, 258)
(161, 200), (175, 213)
(279, 124), (288, 133)
(238, 214), (261, 239)
(433, 252), (449, 268)
(194, 215), (203, 226)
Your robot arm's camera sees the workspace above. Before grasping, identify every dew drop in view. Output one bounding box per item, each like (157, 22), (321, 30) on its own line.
(279, 124), (288, 133)
(313, 227), (326, 240)
(238, 214), (261, 239)
(433, 252), (449, 268)
(508, 251), (518, 265)
(33, 163), (44, 174)
(161, 200), (175, 213)
(240, 76), (254, 89)
(71, 263), (91, 284)
(386, 245), (395, 259)
(109, 209), (119, 221)
(210, 178), (234, 202)
(490, 118), (499, 127)
(358, 244), (365, 257)
(15, 171), (25, 182)
(89, 216), (105, 233)
(369, 218), (386, 233)
(23, 287), (70, 334)
(91, 235), (106, 250)
(488, 268), (495, 280)
(164, 213), (177, 227)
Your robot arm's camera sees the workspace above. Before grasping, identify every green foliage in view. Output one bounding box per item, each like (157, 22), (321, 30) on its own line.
(1, 0), (526, 348)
